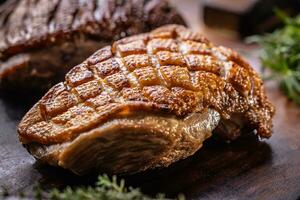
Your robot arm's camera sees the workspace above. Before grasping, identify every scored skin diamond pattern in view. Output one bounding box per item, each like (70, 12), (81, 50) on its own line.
(18, 25), (274, 145)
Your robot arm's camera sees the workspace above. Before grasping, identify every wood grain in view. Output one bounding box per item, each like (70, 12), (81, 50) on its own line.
(1, 1), (300, 199)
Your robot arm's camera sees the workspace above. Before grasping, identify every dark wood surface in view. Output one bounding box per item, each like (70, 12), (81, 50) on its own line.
(1, 1), (300, 199)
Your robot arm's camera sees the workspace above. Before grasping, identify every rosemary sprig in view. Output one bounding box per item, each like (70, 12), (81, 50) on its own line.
(49, 175), (158, 200)
(247, 9), (300, 105)
(1, 174), (185, 200)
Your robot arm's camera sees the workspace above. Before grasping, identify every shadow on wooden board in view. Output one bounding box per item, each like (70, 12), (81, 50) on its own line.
(29, 132), (271, 199)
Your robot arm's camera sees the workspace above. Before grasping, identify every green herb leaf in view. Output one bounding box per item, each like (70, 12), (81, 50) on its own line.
(248, 10), (300, 105)
(1, 175), (184, 200)
(48, 174), (183, 200)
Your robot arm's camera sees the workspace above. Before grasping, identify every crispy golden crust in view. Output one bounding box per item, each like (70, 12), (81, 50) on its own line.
(18, 25), (275, 145)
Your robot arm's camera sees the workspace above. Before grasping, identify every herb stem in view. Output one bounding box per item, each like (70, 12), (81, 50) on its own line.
(248, 10), (300, 105)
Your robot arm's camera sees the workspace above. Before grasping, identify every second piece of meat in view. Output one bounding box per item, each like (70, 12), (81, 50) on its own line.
(0, 0), (185, 91)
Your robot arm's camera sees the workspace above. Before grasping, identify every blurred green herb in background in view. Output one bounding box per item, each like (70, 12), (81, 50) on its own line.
(1, 174), (184, 200)
(247, 9), (300, 105)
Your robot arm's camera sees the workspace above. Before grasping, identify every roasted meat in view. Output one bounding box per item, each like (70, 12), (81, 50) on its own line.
(18, 25), (275, 175)
(0, 0), (185, 90)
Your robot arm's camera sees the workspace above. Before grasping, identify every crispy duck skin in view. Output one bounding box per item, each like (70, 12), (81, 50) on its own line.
(0, 0), (185, 90)
(18, 25), (275, 175)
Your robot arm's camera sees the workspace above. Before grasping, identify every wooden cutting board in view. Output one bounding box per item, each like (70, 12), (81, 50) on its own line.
(1, 52), (300, 200)
(1, 1), (300, 199)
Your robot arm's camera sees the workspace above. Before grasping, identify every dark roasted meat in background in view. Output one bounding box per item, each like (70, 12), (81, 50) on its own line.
(0, 0), (185, 91)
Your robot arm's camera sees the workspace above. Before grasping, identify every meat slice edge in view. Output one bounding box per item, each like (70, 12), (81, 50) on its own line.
(25, 109), (220, 175)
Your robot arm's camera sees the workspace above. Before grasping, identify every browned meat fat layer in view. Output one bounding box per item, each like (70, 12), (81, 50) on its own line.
(24, 110), (220, 175)
(18, 25), (275, 145)
(0, 38), (109, 90)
